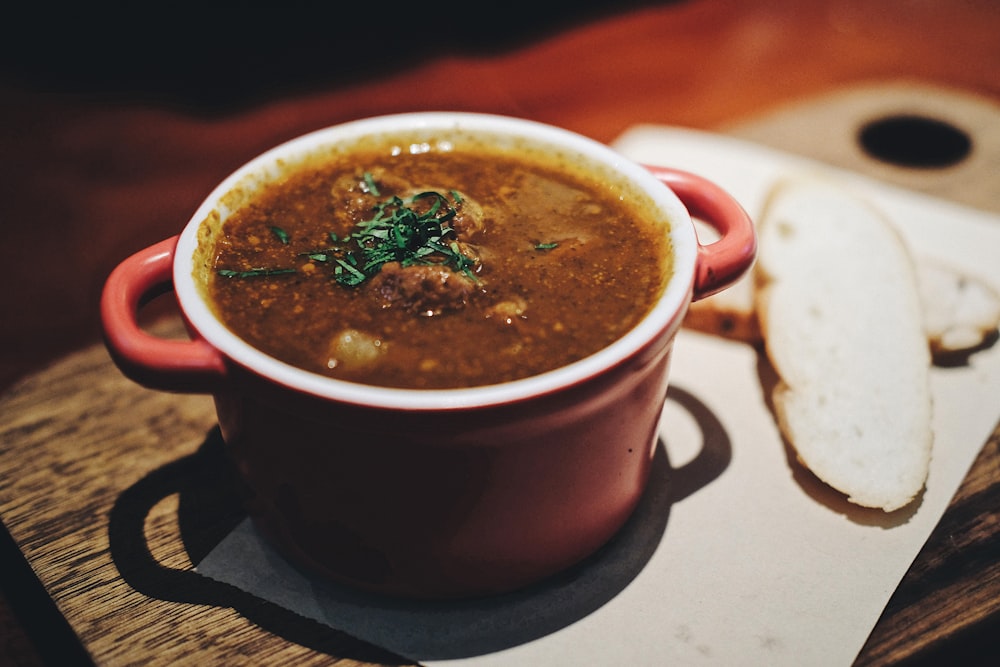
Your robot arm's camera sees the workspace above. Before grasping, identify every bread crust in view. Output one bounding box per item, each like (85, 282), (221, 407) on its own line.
(918, 258), (1000, 358)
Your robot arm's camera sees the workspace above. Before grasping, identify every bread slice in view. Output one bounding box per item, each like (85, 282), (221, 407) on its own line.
(754, 178), (933, 512)
(918, 258), (1000, 358)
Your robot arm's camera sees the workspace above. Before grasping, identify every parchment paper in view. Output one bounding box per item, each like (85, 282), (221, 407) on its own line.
(197, 127), (1000, 665)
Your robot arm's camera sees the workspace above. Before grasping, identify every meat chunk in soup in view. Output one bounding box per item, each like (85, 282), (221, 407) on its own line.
(367, 261), (477, 316)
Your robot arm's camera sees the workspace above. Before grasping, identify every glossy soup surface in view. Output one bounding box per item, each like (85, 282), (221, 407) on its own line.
(207, 141), (672, 389)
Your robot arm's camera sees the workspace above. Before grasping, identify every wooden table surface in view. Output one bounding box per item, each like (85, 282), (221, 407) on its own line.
(2, 1), (999, 664)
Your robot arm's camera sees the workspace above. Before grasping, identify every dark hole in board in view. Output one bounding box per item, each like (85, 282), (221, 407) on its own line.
(858, 114), (972, 169)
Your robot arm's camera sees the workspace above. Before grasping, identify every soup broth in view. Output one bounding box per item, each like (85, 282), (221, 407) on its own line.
(205, 138), (672, 389)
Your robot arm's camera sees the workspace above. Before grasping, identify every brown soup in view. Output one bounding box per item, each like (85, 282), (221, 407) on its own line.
(204, 139), (672, 389)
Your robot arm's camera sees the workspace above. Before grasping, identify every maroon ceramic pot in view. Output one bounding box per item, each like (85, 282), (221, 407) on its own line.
(101, 113), (755, 598)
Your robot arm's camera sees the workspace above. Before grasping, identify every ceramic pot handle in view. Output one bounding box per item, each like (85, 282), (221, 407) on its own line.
(101, 236), (227, 393)
(645, 165), (757, 301)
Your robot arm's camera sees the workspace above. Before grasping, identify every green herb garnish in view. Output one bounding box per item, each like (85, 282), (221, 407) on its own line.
(332, 190), (478, 287)
(217, 267), (297, 279)
(270, 226), (290, 244)
(362, 172), (381, 197)
(215, 182), (478, 288)
(535, 242), (559, 250)
(333, 255), (367, 285)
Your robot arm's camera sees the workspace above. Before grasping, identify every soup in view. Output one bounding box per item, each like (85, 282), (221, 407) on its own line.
(204, 137), (672, 389)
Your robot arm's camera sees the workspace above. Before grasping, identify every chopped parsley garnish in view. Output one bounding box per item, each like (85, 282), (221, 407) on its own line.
(362, 172), (381, 197)
(214, 177), (479, 287)
(217, 268), (297, 278)
(535, 242), (559, 250)
(270, 226), (290, 244)
(331, 189), (477, 287)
